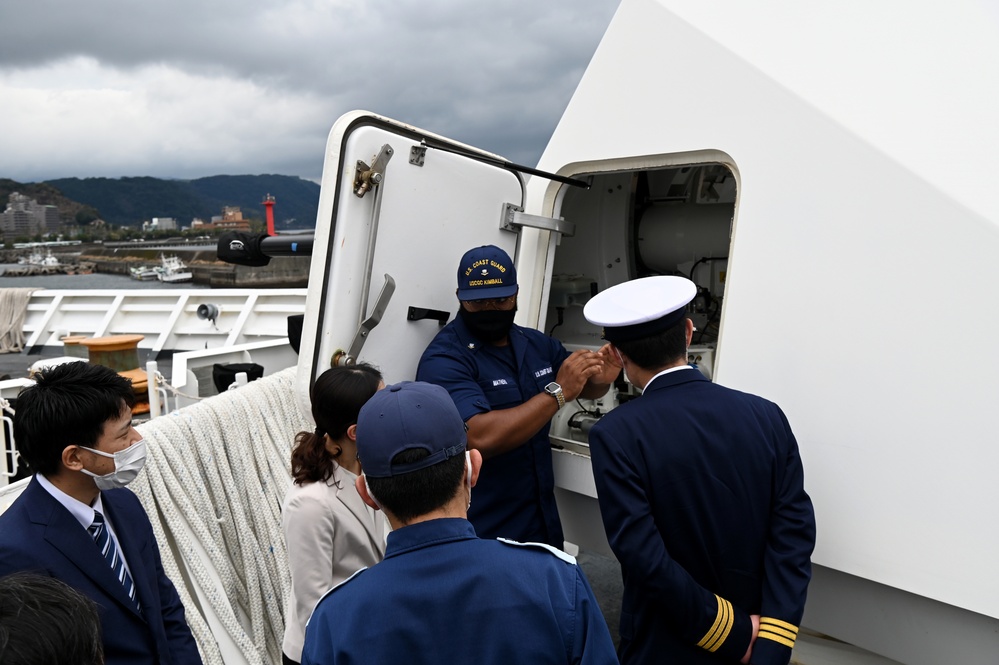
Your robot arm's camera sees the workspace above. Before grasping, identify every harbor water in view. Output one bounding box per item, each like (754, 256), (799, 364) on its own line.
(0, 265), (209, 291)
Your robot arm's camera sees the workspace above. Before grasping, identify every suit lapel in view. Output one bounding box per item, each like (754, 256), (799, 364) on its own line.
(28, 482), (143, 618)
(334, 473), (386, 554)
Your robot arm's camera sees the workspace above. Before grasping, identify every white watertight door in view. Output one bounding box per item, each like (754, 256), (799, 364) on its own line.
(297, 111), (526, 409)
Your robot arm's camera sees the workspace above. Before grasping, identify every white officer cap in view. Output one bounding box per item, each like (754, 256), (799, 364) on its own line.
(583, 276), (697, 344)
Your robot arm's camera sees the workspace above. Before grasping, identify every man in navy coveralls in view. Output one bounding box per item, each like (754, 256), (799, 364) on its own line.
(300, 381), (618, 665)
(417, 245), (620, 548)
(583, 276), (816, 665)
(0, 362), (202, 665)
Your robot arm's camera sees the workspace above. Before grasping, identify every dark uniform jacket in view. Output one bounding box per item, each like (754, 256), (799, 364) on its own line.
(417, 316), (569, 547)
(590, 367), (815, 665)
(301, 518), (618, 665)
(0, 477), (203, 665)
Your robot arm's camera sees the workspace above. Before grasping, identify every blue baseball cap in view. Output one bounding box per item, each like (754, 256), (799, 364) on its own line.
(456, 245), (518, 301)
(356, 381), (467, 478)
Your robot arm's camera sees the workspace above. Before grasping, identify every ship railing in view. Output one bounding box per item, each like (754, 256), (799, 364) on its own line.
(23, 289), (307, 354)
(1, 396), (21, 481)
(0, 339), (298, 488)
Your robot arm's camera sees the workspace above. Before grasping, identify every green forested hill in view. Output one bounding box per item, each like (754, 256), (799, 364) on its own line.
(39, 174), (320, 228)
(0, 178), (86, 222)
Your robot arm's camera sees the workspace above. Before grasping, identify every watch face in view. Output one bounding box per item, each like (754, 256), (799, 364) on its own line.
(545, 381), (561, 394)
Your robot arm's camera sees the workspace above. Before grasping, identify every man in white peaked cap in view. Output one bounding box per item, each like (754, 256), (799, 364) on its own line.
(583, 276), (815, 665)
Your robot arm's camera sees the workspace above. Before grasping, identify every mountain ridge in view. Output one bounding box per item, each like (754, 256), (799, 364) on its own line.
(1, 175), (320, 228)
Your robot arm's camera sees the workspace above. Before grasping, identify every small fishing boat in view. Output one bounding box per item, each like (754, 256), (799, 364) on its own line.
(156, 255), (193, 283)
(129, 265), (161, 281)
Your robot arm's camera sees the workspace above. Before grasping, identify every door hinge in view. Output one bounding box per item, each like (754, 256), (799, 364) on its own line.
(354, 144), (395, 197)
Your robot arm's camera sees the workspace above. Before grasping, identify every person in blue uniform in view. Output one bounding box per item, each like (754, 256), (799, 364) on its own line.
(0, 362), (203, 665)
(300, 381), (618, 665)
(416, 245), (620, 548)
(583, 276), (816, 665)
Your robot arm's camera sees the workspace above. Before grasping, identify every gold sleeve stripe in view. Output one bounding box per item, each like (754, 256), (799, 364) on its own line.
(696, 596), (725, 649)
(759, 624), (797, 641)
(697, 595), (734, 652)
(760, 617), (799, 634)
(758, 628), (796, 649)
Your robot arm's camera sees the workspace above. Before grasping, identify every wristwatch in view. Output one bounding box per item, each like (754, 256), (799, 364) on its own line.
(544, 381), (565, 409)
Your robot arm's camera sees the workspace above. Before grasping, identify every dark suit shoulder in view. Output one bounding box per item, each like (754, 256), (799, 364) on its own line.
(102, 486), (145, 510)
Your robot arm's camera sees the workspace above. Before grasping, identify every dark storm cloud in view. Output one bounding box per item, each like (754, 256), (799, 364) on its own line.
(0, 0), (619, 181)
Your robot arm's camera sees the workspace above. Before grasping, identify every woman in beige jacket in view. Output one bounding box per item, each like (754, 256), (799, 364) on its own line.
(281, 363), (388, 665)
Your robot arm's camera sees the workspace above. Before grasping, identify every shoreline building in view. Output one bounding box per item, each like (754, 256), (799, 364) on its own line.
(200, 206), (251, 232)
(143, 217), (178, 232)
(1, 192), (60, 237)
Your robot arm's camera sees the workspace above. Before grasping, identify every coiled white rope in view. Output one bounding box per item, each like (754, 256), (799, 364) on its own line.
(0, 288), (37, 354)
(131, 366), (309, 665)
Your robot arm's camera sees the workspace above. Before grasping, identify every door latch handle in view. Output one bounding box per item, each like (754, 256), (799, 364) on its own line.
(407, 307), (450, 326)
(333, 273), (396, 367)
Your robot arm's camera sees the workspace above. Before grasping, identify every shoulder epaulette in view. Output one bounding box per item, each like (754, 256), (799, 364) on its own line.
(496, 537), (576, 564)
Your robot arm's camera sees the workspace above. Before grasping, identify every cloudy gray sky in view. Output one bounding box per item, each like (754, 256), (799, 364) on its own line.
(0, 0), (619, 183)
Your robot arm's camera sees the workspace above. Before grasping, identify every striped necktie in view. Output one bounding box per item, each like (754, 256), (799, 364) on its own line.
(88, 511), (140, 611)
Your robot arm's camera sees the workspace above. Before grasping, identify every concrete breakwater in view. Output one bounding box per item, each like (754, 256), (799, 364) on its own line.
(0, 261), (96, 277)
(80, 247), (311, 288)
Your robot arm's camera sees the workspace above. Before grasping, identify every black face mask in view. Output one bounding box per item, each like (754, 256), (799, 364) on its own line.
(458, 305), (517, 343)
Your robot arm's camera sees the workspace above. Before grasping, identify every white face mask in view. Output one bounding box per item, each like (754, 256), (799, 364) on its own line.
(79, 439), (147, 490)
(612, 347), (629, 384)
(363, 475), (381, 510)
(465, 451), (472, 509)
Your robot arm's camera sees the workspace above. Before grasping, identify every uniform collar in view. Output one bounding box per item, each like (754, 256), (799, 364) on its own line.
(384, 518), (477, 559)
(644, 365), (709, 392)
(35, 473), (104, 531)
(645, 364), (695, 388)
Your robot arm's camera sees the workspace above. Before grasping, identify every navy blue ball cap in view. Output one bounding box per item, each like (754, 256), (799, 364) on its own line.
(356, 381), (467, 478)
(456, 245), (518, 301)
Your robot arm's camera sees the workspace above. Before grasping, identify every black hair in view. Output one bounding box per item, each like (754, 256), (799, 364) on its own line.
(613, 318), (688, 371)
(366, 448), (465, 524)
(291, 363), (383, 485)
(0, 573), (104, 665)
(13, 362), (135, 477)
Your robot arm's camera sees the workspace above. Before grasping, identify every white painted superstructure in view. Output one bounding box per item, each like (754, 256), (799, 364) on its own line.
(519, 3), (999, 663)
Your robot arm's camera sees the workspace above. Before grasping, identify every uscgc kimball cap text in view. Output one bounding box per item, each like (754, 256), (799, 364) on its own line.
(456, 245), (518, 301)
(583, 276), (697, 343)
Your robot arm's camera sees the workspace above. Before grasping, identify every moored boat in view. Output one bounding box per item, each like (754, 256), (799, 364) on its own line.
(129, 264), (161, 280)
(156, 254), (193, 283)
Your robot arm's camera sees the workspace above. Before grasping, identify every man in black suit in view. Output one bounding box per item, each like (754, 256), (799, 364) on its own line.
(0, 362), (202, 665)
(583, 276), (816, 665)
